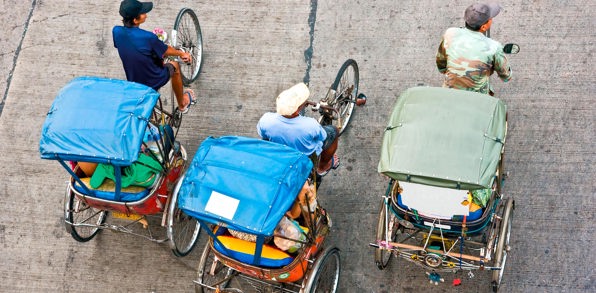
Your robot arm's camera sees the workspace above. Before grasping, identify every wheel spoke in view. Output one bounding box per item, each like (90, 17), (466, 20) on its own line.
(330, 60), (358, 135)
(197, 245), (233, 293)
(174, 9), (203, 85)
(66, 190), (106, 242)
(168, 177), (200, 257)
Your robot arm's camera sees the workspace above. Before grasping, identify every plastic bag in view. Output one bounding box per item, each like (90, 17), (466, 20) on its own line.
(143, 124), (162, 162)
(471, 188), (491, 207)
(274, 217), (306, 253)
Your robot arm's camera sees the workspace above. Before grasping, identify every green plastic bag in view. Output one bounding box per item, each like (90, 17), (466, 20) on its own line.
(471, 188), (491, 208)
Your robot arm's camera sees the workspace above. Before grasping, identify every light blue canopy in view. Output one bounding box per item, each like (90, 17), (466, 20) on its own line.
(178, 136), (313, 236)
(39, 76), (160, 166)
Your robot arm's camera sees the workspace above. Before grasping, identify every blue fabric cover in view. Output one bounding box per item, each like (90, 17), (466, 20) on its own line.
(178, 136), (313, 236)
(73, 180), (149, 202)
(39, 76), (160, 166)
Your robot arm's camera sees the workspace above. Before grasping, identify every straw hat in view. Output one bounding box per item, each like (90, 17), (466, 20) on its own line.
(276, 83), (310, 116)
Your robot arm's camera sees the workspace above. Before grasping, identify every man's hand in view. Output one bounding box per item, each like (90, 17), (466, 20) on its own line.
(180, 51), (192, 64)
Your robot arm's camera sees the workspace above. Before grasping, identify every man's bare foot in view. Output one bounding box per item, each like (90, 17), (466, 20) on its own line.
(178, 88), (195, 114)
(317, 154), (340, 176)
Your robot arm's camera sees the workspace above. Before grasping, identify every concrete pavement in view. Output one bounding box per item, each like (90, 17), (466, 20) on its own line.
(0, 0), (594, 292)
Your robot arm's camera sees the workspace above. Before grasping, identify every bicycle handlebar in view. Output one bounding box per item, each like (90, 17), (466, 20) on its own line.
(304, 100), (336, 112)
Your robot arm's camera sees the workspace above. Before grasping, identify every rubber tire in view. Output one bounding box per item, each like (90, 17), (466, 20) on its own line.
(329, 59), (359, 136)
(303, 247), (341, 293)
(64, 185), (107, 242)
(173, 8), (203, 85)
(491, 198), (514, 292)
(167, 174), (201, 257)
(375, 198), (397, 270)
(196, 243), (234, 293)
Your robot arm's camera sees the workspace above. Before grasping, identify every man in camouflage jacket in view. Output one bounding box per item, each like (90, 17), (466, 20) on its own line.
(436, 2), (512, 95)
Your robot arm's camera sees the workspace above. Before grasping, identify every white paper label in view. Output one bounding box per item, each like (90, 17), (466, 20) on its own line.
(205, 191), (239, 220)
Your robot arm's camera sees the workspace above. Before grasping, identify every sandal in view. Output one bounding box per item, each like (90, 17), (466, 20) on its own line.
(317, 154), (340, 177)
(178, 89), (196, 114)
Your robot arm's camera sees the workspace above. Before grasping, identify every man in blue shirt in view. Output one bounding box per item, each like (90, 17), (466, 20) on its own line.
(257, 83), (340, 176)
(113, 0), (194, 113)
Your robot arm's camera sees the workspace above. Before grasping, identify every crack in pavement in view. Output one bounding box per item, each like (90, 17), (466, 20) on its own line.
(303, 0), (317, 86)
(1, 0), (37, 117)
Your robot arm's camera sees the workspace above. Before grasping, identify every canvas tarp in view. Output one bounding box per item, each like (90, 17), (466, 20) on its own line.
(378, 87), (506, 190)
(39, 76), (160, 166)
(178, 136), (313, 236)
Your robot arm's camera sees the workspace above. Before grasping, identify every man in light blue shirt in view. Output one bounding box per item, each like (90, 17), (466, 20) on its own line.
(257, 83), (339, 176)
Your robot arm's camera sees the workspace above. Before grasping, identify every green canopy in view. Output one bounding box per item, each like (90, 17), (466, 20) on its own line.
(378, 87), (506, 190)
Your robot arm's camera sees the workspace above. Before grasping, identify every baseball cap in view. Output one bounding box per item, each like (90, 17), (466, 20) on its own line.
(119, 0), (153, 19)
(464, 2), (501, 29)
(276, 83), (310, 116)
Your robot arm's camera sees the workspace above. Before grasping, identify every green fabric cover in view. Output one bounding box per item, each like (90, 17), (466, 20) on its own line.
(378, 87), (506, 190)
(90, 153), (163, 188)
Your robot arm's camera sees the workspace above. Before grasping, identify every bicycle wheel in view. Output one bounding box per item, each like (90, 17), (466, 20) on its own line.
(303, 247), (341, 293)
(196, 243), (235, 293)
(167, 182), (201, 257)
(374, 198), (398, 270)
(173, 8), (203, 85)
(326, 59), (359, 136)
(64, 185), (107, 242)
(167, 146), (201, 257)
(491, 198), (514, 292)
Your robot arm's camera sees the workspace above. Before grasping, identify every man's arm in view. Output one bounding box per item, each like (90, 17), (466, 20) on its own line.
(256, 115), (268, 140)
(112, 27), (119, 48)
(164, 46), (192, 63)
(494, 49), (512, 82)
(436, 39), (448, 74)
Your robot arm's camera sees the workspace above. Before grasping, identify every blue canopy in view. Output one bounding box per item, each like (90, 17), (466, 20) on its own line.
(39, 76), (160, 166)
(178, 136), (313, 236)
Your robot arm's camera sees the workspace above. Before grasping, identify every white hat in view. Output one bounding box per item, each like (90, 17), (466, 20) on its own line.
(276, 83), (310, 116)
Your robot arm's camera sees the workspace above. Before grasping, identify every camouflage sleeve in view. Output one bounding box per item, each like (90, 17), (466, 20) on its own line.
(494, 48), (512, 82)
(436, 39), (447, 73)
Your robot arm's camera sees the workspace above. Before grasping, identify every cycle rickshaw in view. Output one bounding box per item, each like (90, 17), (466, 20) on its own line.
(370, 87), (514, 292)
(172, 59), (364, 292)
(39, 76), (201, 256)
(174, 136), (339, 293)
(38, 7), (203, 256)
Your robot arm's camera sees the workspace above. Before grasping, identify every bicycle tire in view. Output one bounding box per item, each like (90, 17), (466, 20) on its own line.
(64, 185), (107, 242)
(375, 198), (397, 270)
(173, 8), (203, 85)
(303, 247), (341, 293)
(491, 198), (514, 292)
(329, 59), (359, 136)
(196, 244), (234, 293)
(166, 147), (201, 257)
